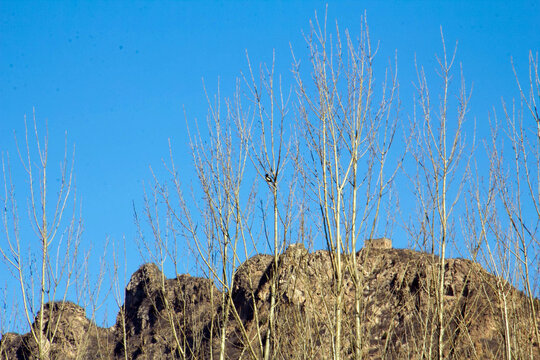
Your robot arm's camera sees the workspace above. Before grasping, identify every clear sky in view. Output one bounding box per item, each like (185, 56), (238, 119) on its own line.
(1, 1), (538, 329)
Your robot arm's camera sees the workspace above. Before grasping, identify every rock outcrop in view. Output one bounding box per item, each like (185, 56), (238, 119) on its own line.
(1, 243), (539, 359)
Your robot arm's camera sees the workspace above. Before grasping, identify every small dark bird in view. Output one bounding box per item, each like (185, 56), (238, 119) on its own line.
(265, 173), (273, 183)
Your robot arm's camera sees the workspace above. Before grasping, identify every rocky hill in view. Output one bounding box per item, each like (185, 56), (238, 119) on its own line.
(1, 241), (539, 359)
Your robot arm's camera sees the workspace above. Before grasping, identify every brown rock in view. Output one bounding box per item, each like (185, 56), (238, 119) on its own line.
(1, 244), (539, 359)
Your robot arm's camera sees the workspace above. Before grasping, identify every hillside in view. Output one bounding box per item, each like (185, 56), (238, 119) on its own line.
(1, 241), (539, 359)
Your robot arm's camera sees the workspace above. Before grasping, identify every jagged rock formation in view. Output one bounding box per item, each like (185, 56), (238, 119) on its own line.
(1, 243), (539, 359)
(0, 301), (113, 360)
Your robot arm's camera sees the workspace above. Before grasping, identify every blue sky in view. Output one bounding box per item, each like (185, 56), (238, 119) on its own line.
(1, 1), (538, 328)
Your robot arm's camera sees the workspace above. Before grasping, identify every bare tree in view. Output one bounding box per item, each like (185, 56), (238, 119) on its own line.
(409, 30), (472, 358)
(238, 51), (298, 360)
(496, 51), (540, 355)
(0, 112), (82, 359)
(293, 11), (402, 359)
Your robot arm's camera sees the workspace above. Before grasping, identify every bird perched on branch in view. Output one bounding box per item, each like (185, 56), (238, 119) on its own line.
(265, 173), (273, 183)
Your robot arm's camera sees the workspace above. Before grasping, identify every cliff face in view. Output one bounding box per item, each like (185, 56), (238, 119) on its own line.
(1, 243), (539, 359)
